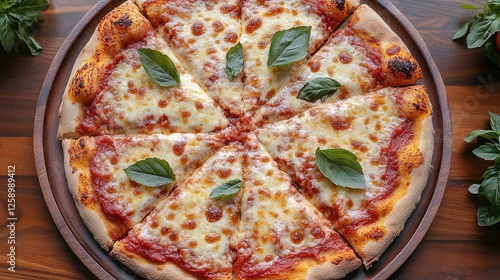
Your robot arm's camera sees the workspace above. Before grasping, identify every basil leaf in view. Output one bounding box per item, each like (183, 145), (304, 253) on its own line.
(461, 4), (480, 10)
(489, 111), (500, 132)
(315, 148), (366, 190)
(297, 77), (342, 102)
(138, 48), (180, 87)
(226, 42), (244, 81)
(267, 26), (311, 68)
(473, 143), (500, 160)
(16, 23), (41, 55)
(0, 14), (15, 52)
(469, 184), (481, 195)
(0, 0), (48, 55)
(453, 20), (473, 40)
(485, 39), (500, 67)
(466, 14), (500, 48)
(10, 0), (49, 16)
(464, 129), (499, 143)
(476, 166), (500, 226)
(209, 179), (243, 199)
(124, 157), (175, 187)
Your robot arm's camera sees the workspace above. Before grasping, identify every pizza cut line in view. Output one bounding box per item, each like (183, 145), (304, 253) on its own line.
(58, 0), (435, 279)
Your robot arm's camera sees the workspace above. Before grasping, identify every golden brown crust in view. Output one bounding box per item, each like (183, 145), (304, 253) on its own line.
(111, 241), (198, 280)
(306, 257), (362, 280)
(303, 0), (360, 28)
(58, 0), (154, 139)
(349, 4), (422, 85)
(349, 86), (434, 267)
(62, 138), (117, 249)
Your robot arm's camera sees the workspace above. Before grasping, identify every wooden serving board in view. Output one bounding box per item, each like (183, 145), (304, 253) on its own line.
(34, 0), (452, 279)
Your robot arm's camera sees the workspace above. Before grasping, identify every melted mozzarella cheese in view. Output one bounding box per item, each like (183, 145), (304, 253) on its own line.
(92, 133), (224, 226)
(136, 0), (244, 115)
(127, 145), (242, 273)
(255, 24), (379, 124)
(257, 89), (405, 223)
(240, 0), (338, 113)
(95, 33), (229, 134)
(237, 135), (338, 271)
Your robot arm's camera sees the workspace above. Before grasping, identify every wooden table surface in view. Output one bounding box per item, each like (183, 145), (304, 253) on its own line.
(1, 0), (500, 279)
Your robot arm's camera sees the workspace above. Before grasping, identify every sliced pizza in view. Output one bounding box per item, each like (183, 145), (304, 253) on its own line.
(254, 4), (423, 125)
(111, 144), (243, 280)
(257, 86), (434, 267)
(234, 134), (361, 279)
(62, 132), (226, 249)
(135, 0), (244, 116)
(240, 0), (359, 114)
(58, 0), (229, 139)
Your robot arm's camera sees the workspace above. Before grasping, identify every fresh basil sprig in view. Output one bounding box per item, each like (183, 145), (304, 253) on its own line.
(124, 157), (176, 187)
(297, 77), (342, 102)
(226, 42), (244, 81)
(0, 0), (49, 55)
(465, 112), (500, 226)
(315, 148), (366, 190)
(453, 1), (500, 66)
(138, 48), (180, 87)
(267, 26), (311, 68)
(209, 179), (243, 199)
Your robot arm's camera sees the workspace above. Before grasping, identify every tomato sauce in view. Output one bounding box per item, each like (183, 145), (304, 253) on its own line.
(344, 119), (415, 235)
(234, 233), (350, 278)
(123, 233), (228, 279)
(89, 137), (129, 239)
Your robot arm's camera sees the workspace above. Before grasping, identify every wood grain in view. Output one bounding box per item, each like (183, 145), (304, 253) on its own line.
(0, 0), (499, 279)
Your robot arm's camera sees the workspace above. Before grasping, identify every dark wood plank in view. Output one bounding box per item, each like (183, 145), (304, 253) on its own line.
(393, 240), (500, 279)
(0, 176), (96, 279)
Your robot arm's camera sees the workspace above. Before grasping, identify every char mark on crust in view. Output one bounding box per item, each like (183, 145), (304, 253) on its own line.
(114, 14), (133, 28)
(333, 0), (346, 11)
(388, 56), (418, 79)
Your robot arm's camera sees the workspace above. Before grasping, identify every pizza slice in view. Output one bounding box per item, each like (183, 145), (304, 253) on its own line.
(234, 134), (361, 279)
(62, 133), (226, 249)
(240, 0), (359, 114)
(135, 0), (244, 116)
(58, 0), (229, 139)
(256, 86), (434, 267)
(254, 4), (423, 125)
(111, 144), (243, 280)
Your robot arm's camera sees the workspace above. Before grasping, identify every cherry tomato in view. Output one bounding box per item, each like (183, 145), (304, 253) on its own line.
(496, 32), (500, 51)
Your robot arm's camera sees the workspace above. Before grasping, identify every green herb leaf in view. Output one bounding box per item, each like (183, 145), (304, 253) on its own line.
(461, 4), (480, 10)
(464, 129), (500, 143)
(453, 20), (473, 40)
(489, 111), (500, 132)
(485, 39), (500, 67)
(466, 14), (500, 48)
(124, 157), (176, 187)
(16, 23), (42, 55)
(467, 112), (500, 226)
(297, 77), (342, 102)
(0, 14), (15, 53)
(226, 42), (244, 81)
(476, 164), (500, 226)
(473, 143), (500, 160)
(315, 148), (366, 190)
(209, 179), (243, 199)
(0, 0), (48, 55)
(267, 26), (311, 68)
(138, 48), (180, 87)
(469, 183), (481, 195)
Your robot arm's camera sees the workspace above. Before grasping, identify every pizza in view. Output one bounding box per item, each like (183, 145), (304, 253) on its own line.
(58, 0), (435, 279)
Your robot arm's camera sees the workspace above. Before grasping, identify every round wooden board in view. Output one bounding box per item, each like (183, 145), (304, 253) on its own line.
(34, 0), (452, 279)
